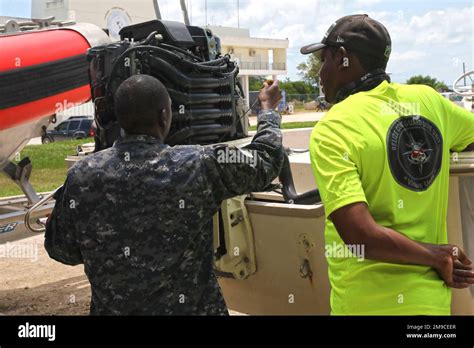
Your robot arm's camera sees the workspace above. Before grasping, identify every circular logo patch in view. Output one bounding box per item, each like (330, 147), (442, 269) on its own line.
(387, 116), (443, 192)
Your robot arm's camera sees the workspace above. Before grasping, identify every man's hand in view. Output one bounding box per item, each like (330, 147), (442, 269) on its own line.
(429, 244), (474, 289)
(259, 80), (283, 110)
(331, 202), (474, 288)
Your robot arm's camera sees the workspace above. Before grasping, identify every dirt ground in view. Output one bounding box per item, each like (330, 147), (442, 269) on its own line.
(0, 234), (243, 316)
(0, 234), (90, 315)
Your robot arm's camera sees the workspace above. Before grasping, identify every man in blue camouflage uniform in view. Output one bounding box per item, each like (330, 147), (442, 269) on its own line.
(45, 74), (284, 315)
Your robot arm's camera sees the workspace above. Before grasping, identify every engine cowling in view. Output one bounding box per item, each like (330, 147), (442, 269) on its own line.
(88, 20), (248, 149)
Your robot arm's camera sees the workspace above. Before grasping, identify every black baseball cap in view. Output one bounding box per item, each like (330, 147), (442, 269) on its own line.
(300, 14), (392, 64)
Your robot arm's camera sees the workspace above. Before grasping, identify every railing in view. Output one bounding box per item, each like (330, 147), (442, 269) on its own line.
(239, 61), (286, 71)
(0, 17), (75, 34)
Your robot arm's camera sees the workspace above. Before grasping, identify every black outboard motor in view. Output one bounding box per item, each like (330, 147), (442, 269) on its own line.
(87, 20), (247, 149)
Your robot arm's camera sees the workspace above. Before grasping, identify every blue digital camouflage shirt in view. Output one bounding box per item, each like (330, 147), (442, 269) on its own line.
(45, 110), (283, 315)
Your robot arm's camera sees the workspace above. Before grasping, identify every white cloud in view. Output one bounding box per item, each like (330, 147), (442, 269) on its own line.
(392, 7), (473, 46)
(353, 0), (382, 7)
(390, 50), (427, 62)
(366, 6), (473, 83)
(150, 0), (473, 84)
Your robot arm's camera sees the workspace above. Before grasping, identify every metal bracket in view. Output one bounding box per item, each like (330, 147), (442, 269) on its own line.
(3, 159), (40, 205)
(298, 233), (315, 254)
(25, 188), (60, 234)
(0, 17), (76, 34)
(213, 196), (257, 280)
(31, 16), (56, 28)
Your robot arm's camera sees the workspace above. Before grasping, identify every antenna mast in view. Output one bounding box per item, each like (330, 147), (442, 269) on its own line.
(153, 0), (162, 19)
(180, 0), (191, 25)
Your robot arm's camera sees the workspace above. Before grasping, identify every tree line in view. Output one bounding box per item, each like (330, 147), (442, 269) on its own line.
(249, 55), (450, 93)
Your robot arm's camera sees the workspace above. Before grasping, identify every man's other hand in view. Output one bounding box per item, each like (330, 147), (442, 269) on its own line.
(259, 80), (283, 110)
(432, 244), (474, 289)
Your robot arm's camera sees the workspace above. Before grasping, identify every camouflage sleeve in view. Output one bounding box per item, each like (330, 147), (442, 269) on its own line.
(200, 110), (284, 204)
(44, 175), (83, 266)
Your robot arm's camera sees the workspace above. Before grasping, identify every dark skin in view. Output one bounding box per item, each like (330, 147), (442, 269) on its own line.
(331, 203), (474, 289)
(129, 97), (173, 141)
(319, 46), (366, 104)
(259, 79), (283, 110)
(463, 143), (474, 152)
(318, 46), (474, 288)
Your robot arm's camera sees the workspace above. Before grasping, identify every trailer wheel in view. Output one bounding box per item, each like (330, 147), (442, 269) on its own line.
(42, 136), (53, 144)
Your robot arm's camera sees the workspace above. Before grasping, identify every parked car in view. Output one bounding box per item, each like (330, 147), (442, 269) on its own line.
(42, 116), (95, 144)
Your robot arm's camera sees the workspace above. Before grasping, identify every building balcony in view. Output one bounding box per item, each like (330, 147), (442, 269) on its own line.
(239, 61), (286, 71)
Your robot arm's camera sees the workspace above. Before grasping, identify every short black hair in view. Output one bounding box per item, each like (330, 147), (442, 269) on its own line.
(114, 74), (170, 133)
(328, 46), (388, 71)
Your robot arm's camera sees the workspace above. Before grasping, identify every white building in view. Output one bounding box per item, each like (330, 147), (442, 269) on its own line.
(209, 26), (288, 107)
(0, 0), (69, 21)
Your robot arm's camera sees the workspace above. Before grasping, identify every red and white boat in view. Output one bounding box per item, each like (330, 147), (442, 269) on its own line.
(0, 21), (109, 174)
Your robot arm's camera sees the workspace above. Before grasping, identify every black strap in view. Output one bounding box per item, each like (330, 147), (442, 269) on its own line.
(0, 54), (89, 110)
(335, 68), (391, 103)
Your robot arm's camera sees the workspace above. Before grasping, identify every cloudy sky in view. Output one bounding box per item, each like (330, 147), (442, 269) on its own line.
(2, 0), (472, 86)
(161, 0), (474, 86)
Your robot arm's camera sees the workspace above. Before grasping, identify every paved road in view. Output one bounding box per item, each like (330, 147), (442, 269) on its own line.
(27, 137), (42, 146)
(249, 111), (325, 126)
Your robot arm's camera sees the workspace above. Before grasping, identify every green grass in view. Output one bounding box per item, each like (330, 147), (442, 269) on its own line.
(249, 121), (317, 132)
(0, 138), (92, 198)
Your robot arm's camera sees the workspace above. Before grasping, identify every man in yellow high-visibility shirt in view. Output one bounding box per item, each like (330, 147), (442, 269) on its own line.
(302, 14), (474, 315)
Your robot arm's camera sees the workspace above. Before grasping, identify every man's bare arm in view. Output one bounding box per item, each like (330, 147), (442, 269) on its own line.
(330, 202), (474, 289)
(462, 143), (474, 151)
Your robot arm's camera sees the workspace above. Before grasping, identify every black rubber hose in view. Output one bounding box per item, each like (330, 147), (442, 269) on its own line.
(167, 89), (232, 105)
(157, 43), (204, 62)
(172, 109), (233, 121)
(106, 45), (234, 93)
(148, 54), (236, 79)
(148, 56), (234, 89)
(198, 54), (231, 66)
(136, 45), (232, 72)
(141, 31), (160, 45)
(278, 150), (321, 205)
